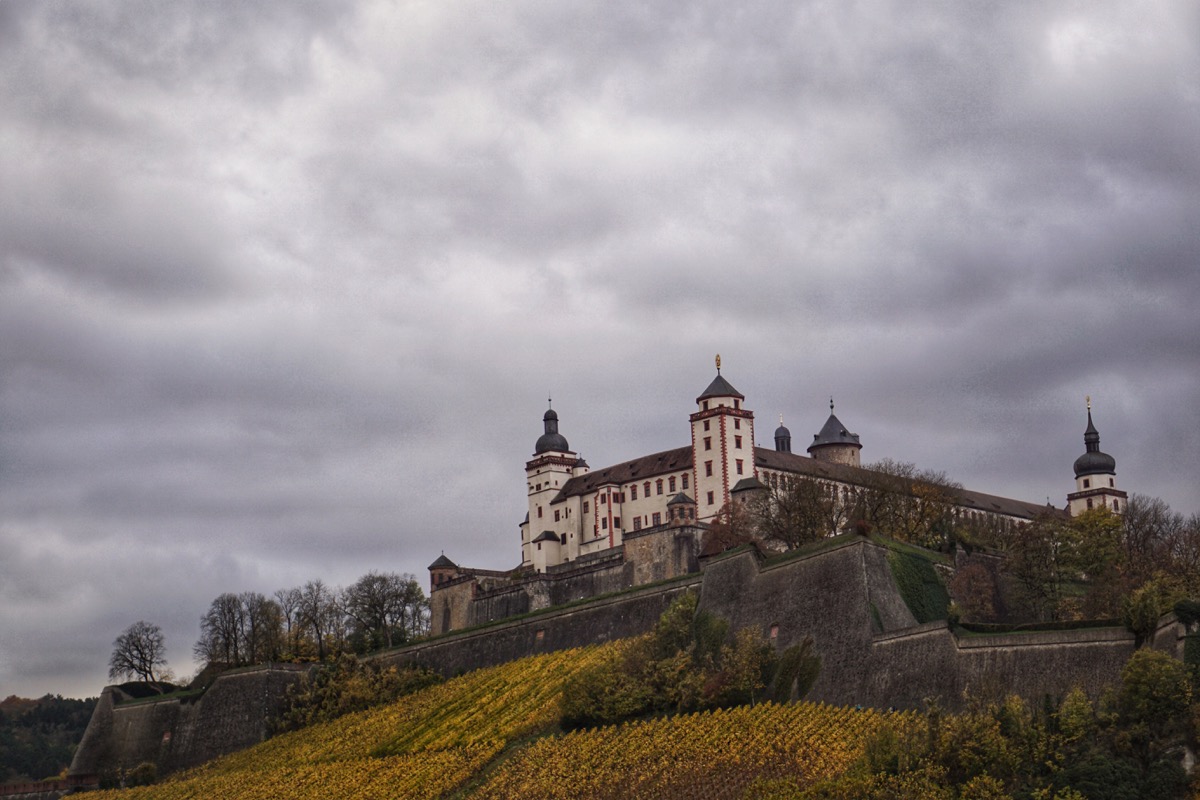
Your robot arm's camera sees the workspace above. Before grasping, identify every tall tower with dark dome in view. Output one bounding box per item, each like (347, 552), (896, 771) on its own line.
(522, 401), (588, 568)
(1066, 397), (1127, 516)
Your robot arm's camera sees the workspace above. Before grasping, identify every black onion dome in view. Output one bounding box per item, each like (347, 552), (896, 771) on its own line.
(1073, 450), (1116, 478)
(774, 422), (791, 439)
(534, 406), (570, 454)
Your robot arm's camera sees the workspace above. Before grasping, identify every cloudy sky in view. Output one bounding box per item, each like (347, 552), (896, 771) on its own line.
(2, 0), (1198, 699)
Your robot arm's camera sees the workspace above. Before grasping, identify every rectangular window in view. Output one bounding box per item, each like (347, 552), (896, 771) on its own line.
(734, 435), (742, 449)
(705, 461), (713, 477)
(537, 506), (543, 518)
(703, 420), (710, 431)
(630, 486), (637, 500)
(602, 518), (608, 529)
(633, 517), (642, 531)
(554, 510), (560, 522)
(734, 419), (741, 430)
(583, 502), (589, 514)
(706, 491), (714, 505)
(682, 474), (689, 490)
(656, 479), (664, 495)
(669, 476), (677, 492)
(652, 512), (661, 526)
(1083, 478), (1090, 488)
(613, 517), (621, 528)
(736, 459), (744, 475)
(704, 436), (712, 451)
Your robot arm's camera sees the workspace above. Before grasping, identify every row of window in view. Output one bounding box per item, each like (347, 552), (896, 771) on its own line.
(702, 435), (744, 451)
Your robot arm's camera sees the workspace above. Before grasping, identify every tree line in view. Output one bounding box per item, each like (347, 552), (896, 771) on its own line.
(703, 461), (1200, 631)
(108, 571), (429, 686)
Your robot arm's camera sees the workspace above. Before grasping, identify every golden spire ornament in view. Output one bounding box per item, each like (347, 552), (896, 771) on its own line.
(715, 354), (721, 373)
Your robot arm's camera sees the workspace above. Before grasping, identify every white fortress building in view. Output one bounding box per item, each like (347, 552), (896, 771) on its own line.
(513, 358), (1123, 573)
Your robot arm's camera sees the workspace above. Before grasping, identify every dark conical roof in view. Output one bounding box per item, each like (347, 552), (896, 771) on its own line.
(698, 372), (743, 401)
(808, 405), (861, 452)
(666, 492), (695, 506)
(428, 554), (457, 570)
(1073, 407), (1116, 477)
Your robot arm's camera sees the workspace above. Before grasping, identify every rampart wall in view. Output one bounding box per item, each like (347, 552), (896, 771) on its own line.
(72, 535), (1179, 783)
(68, 664), (307, 784)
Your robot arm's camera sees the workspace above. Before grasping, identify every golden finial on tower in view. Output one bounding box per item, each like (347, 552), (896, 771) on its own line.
(715, 354), (721, 373)
(1086, 395), (1091, 411)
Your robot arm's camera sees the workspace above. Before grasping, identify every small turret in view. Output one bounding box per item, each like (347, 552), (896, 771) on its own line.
(774, 415), (791, 453)
(807, 399), (862, 467)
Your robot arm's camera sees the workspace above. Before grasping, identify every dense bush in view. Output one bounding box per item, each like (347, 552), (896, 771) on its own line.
(273, 655), (441, 733)
(560, 594), (818, 729)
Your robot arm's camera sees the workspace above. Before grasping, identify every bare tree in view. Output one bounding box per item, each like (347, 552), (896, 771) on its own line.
(274, 586), (304, 657)
(748, 474), (847, 548)
(109, 621), (168, 683)
(194, 592), (285, 667)
(298, 579), (342, 661)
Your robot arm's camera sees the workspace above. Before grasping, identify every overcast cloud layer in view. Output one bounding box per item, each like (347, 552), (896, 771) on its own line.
(2, 0), (1199, 699)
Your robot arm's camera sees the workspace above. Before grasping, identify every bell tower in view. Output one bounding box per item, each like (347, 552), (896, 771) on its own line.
(1067, 397), (1126, 516)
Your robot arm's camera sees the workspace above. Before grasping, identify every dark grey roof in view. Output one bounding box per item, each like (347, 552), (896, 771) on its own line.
(731, 477), (766, 493)
(534, 407), (570, 454)
(755, 447), (1056, 521)
(533, 530), (560, 543)
(667, 492), (695, 506)
(808, 412), (861, 451)
(428, 554), (457, 570)
(554, 446), (693, 500)
(1074, 408), (1116, 477)
(697, 373), (744, 401)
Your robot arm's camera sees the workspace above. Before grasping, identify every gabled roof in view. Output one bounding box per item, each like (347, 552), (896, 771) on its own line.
(754, 447), (1056, 521)
(697, 373), (744, 401)
(731, 476), (766, 493)
(554, 446), (693, 501)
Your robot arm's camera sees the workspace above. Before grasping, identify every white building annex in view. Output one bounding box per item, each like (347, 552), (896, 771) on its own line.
(516, 358), (1125, 573)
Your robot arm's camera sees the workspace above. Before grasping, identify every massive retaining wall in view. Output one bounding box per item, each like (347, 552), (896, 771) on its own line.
(72, 534), (1179, 782)
(68, 664), (307, 784)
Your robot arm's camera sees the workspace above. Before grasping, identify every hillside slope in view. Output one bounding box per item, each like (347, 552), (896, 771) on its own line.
(89, 642), (891, 800)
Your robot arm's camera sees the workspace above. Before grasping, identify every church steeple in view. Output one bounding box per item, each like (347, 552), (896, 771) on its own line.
(1067, 396), (1125, 516)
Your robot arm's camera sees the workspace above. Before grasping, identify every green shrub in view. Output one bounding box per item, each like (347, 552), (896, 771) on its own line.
(887, 550), (949, 624)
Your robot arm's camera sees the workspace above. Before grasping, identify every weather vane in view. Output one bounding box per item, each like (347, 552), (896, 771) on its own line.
(1086, 395), (1091, 410)
(715, 354), (721, 373)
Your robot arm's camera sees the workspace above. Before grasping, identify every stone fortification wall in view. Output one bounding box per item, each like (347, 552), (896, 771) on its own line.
(69, 665), (307, 783)
(696, 539), (1139, 709)
(73, 534), (1161, 781)
(377, 576), (701, 677)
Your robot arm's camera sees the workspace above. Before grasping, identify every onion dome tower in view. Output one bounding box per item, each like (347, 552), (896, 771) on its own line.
(523, 399), (578, 569)
(807, 399), (862, 467)
(1067, 397), (1126, 516)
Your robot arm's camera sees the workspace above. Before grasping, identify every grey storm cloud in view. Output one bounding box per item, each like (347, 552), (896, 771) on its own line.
(2, 0), (1199, 699)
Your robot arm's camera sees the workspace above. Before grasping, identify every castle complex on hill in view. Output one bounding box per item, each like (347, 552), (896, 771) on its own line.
(427, 358), (1127, 635)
